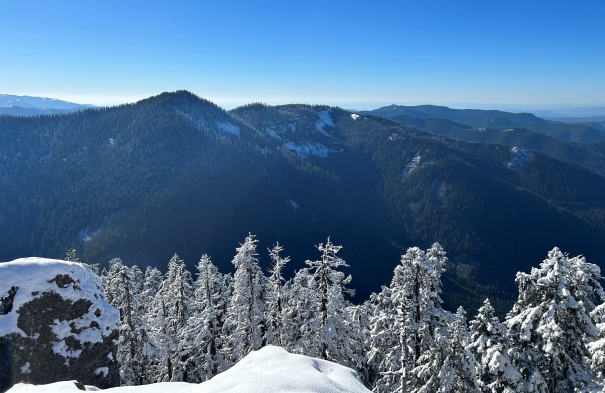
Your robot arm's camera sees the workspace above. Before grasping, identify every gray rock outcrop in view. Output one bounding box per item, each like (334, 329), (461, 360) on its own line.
(0, 258), (120, 392)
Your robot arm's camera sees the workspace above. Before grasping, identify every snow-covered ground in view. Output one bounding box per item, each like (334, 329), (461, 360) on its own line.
(7, 346), (370, 393)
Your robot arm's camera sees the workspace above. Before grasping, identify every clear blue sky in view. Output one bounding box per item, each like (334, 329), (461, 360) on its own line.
(1, 0), (604, 109)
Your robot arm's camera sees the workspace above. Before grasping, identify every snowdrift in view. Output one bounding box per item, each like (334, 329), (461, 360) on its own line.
(7, 346), (371, 393)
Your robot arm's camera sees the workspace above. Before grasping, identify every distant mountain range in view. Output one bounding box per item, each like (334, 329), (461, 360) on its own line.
(2, 91), (605, 313)
(0, 94), (95, 116)
(362, 104), (605, 143)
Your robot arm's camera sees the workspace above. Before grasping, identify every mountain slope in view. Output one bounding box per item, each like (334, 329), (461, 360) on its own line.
(2, 91), (605, 306)
(0, 94), (94, 116)
(366, 104), (605, 143)
(381, 112), (605, 177)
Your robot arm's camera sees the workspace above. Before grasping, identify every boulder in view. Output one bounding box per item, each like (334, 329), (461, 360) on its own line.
(0, 258), (119, 392)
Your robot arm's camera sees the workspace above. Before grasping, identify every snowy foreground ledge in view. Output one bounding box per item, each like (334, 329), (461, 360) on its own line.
(7, 346), (371, 393)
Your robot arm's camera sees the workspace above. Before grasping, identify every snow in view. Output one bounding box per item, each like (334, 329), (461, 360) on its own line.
(315, 109), (334, 133)
(216, 122), (240, 136)
(351, 113), (360, 121)
(504, 146), (533, 170)
(265, 127), (281, 139)
(284, 141), (331, 158)
(286, 199), (300, 210)
(94, 367), (109, 377)
(20, 362), (30, 374)
(0, 258), (119, 341)
(402, 155), (422, 178)
(7, 346), (370, 393)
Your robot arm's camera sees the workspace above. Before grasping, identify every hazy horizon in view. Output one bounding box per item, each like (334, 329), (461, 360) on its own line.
(2, 0), (604, 111)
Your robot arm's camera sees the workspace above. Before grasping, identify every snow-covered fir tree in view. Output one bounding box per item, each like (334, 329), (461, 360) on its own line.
(505, 247), (603, 392)
(179, 254), (228, 382)
(370, 243), (449, 393)
(282, 266), (318, 354)
(468, 298), (525, 393)
(446, 307), (481, 392)
(367, 284), (401, 392)
(589, 302), (605, 383)
(265, 242), (290, 347)
(222, 233), (267, 364)
(101, 259), (148, 385)
(303, 238), (363, 371)
(146, 254), (194, 382)
(410, 307), (480, 393)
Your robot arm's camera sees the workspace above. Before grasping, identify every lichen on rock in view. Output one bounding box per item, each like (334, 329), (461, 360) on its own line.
(0, 258), (120, 392)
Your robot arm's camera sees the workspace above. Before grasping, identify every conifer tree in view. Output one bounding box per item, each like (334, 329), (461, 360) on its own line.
(282, 266), (317, 354)
(506, 247), (603, 392)
(101, 259), (149, 385)
(265, 242), (290, 347)
(222, 233), (267, 364)
(589, 303), (605, 384)
(371, 243), (448, 393)
(469, 298), (525, 393)
(147, 254), (193, 382)
(304, 237), (362, 371)
(180, 254), (228, 382)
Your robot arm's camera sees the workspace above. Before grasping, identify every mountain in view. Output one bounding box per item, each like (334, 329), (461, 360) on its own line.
(6, 346), (370, 393)
(0, 94), (95, 116)
(2, 91), (605, 311)
(530, 106), (605, 119)
(366, 104), (605, 143)
(377, 112), (605, 177)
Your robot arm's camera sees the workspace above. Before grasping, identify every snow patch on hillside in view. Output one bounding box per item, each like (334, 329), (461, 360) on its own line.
(217, 122), (240, 136)
(265, 128), (281, 139)
(504, 146), (533, 171)
(7, 346), (370, 393)
(402, 155), (422, 178)
(287, 199), (300, 210)
(284, 141), (331, 158)
(316, 109), (334, 133)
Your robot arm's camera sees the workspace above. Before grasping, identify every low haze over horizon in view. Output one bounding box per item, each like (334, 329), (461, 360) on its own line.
(1, 0), (604, 110)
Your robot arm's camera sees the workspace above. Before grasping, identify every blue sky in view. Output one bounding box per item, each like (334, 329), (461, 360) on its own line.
(1, 0), (604, 109)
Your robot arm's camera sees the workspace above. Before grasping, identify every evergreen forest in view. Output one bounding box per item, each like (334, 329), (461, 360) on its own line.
(93, 235), (605, 392)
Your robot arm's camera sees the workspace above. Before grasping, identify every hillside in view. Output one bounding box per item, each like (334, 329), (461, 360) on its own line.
(367, 104), (605, 143)
(380, 112), (605, 177)
(2, 91), (605, 306)
(0, 94), (95, 116)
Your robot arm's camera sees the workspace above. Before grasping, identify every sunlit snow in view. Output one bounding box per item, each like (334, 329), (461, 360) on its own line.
(287, 199), (300, 210)
(402, 155), (422, 178)
(0, 258), (118, 340)
(504, 146), (533, 171)
(7, 346), (370, 393)
(284, 141), (331, 158)
(315, 109), (334, 133)
(216, 122), (240, 136)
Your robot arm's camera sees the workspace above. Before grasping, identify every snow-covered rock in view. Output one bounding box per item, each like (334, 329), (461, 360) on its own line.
(7, 346), (371, 393)
(0, 258), (120, 391)
(504, 146), (533, 171)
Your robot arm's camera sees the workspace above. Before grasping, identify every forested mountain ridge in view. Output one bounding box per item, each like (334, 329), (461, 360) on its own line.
(0, 94), (95, 116)
(366, 104), (605, 143)
(2, 90), (605, 309)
